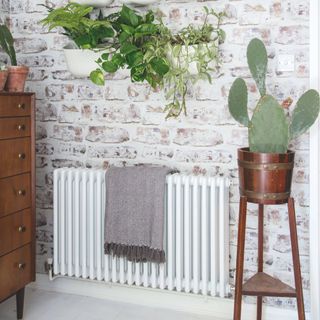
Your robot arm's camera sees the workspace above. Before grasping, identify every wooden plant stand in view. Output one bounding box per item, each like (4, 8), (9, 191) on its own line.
(233, 196), (305, 320)
(233, 148), (305, 320)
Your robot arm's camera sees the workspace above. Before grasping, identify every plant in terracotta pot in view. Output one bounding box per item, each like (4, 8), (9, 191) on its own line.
(0, 64), (9, 91)
(228, 38), (320, 204)
(0, 25), (29, 92)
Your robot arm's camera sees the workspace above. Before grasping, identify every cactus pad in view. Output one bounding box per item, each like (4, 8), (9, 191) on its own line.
(247, 38), (267, 97)
(289, 89), (320, 139)
(228, 78), (249, 127)
(249, 95), (289, 153)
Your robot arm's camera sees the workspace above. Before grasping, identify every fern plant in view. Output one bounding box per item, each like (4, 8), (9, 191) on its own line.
(40, 3), (114, 49)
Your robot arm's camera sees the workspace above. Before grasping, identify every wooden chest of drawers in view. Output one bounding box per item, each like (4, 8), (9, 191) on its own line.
(0, 93), (35, 319)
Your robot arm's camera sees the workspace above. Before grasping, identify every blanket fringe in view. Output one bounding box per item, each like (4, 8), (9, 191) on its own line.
(104, 243), (166, 263)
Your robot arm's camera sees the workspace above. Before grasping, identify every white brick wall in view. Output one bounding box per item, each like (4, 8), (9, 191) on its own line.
(2, 0), (311, 311)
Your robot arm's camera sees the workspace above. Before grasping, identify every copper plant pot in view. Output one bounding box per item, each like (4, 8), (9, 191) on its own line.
(0, 70), (9, 91)
(238, 147), (295, 204)
(5, 66), (29, 92)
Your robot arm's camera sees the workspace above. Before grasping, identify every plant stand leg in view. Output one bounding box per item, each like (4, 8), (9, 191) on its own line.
(257, 204), (264, 320)
(16, 287), (25, 320)
(233, 196), (247, 320)
(288, 198), (305, 320)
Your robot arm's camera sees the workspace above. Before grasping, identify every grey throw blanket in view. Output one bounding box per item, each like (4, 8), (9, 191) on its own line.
(104, 166), (171, 263)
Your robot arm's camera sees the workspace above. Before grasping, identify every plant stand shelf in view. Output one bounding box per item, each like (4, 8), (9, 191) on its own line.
(242, 272), (296, 298)
(233, 197), (305, 320)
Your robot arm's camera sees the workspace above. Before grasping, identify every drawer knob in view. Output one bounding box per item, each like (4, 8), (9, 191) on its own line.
(18, 104), (25, 110)
(18, 263), (26, 270)
(18, 226), (26, 233)
(18, 190), (26, 196)
(18, 125), (26, 131)
(18, 153), (26, 159)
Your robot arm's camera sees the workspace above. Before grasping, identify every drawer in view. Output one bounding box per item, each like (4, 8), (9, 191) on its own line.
(0, 96), (31, 118)
(0, 138), (31, 178)
(0, 209), (32, 256)
(0, 117), (31, 140)
(0, 244), (32, 302)
(0, 173), (31, 218)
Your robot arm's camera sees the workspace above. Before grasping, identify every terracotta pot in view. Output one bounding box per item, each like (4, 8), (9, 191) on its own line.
(0, 70), (9, 91)
(238, 147), (295, 204)
(5, 66), (29, 92)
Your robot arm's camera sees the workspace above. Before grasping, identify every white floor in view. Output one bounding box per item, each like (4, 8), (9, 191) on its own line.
(0, 288), (223, 320)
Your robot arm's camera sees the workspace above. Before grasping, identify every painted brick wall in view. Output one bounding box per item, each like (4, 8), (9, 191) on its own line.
(0, 0), (9, 24)
(2, 0), (311, 311)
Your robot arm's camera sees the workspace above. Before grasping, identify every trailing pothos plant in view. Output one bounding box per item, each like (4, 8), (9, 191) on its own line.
(90, 5), (169, 89)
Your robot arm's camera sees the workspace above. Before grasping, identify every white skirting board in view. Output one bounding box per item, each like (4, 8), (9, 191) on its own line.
(30, 274), (309, 320)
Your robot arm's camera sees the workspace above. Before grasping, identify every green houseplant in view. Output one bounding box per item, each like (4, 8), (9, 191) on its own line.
(0, 25), (29, 92)
(41, 3), (115, 77)
(160, 7), (225, 118)
(41, 3), (225, 118)
(228, 38), (320, 154)
(229, 38), (319, 320)
(228, 37), (319, 205)
(91, 5), (225, 118)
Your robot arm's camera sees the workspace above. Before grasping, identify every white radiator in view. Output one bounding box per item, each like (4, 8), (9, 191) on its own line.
(53, 168), (230, 297)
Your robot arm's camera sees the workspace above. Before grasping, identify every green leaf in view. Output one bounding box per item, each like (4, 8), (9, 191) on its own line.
(249, 95), (289, 153)
(121, 24), (135, 35)
(228, 78), (249, 127)
(120, 42), (138, 55)
(102, 61), (118, 73)
(135, 23), (158, 35)
(0, 25), (17, 65)
(247, 38), (268, 96)
(172, 45), (181, 58)
(290, 89), (320, 139)
(90, 69), (105, 86)
(145, 11), (154, 23)
(218, 29), (226, 44)
(101, 53), (109, 60)
(126, 51), (144, 67)
(75, 34), (92, 48)
(120, 5), (139, 27)
(112, 53), (126, 67)
(119, 31), (130, 43)
(150, 57), (169, 76)
(92, 25), (114, 41)
(131, 64), (146, 82)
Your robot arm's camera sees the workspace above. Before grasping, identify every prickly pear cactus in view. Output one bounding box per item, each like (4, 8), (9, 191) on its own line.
(228, 78), (249, 127)
(227, 37), (320, 154)
(289, 89), (320, 139)
(247, 38), (268, 96)
(249, 95), (289, 153)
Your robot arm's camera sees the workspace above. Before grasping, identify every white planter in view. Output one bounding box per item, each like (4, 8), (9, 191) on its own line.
(120, 0), (158, 5)
(167, 43), (218, 75)
(69, 0), (114, 8)
(63, 45), (107, 78)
